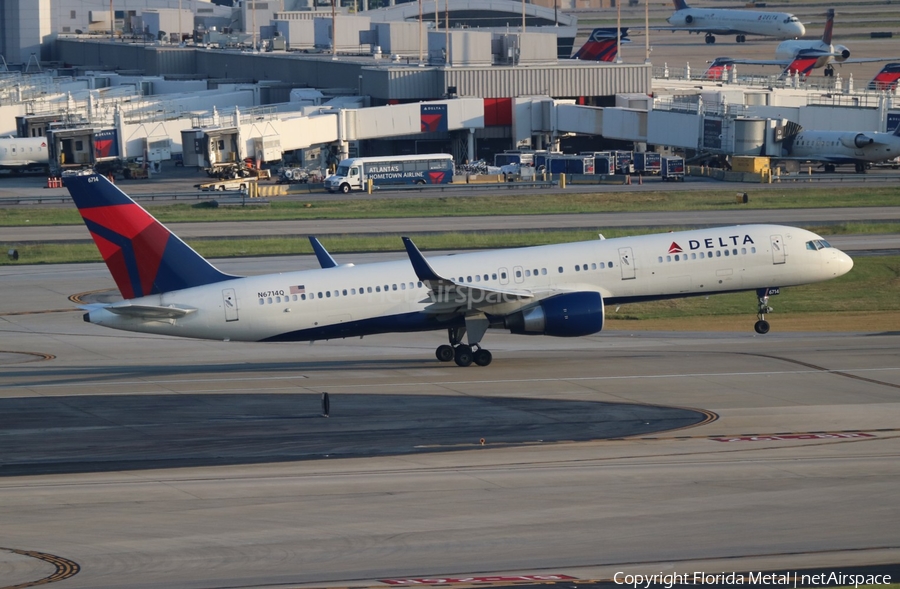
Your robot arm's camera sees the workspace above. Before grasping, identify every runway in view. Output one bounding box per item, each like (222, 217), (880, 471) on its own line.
(1, 257), (899, 589)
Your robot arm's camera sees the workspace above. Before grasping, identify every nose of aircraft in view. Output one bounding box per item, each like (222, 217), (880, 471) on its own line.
(793, 22), (806, 37)
(835, 249), (854, 277)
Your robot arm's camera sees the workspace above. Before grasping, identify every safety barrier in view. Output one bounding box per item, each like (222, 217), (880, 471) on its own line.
(256, 184), (288, 197)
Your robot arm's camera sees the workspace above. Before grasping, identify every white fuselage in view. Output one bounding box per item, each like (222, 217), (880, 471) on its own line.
(0, 137), (49, 170)
(788, 130), (900, 164)
(667, 9), (804, 38)
(85, 225), (853, 342)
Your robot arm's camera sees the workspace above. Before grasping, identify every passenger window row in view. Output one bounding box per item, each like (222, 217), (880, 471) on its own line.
(658, 247), (757, 263)
(259, 281), (426, 305)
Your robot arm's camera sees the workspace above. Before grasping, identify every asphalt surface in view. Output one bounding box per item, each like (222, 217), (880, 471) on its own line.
(0, 393), (706, 476)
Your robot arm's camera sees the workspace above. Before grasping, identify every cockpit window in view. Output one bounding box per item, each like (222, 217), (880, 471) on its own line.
(805, 239), (832, 251)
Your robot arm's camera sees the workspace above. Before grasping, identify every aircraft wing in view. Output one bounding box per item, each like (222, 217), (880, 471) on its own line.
(100, 303), (197, 319)
(842, 56), (900, 64)
(649, 26), (746, 35)
(401, 237), (533, 313)
(706, 54), (825, 77)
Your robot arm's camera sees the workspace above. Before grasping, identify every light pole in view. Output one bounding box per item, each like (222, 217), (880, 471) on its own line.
(616, 0), (622, 64)
(645, 0), (650, 62)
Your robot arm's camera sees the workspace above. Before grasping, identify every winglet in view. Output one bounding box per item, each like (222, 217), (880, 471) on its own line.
(402, 237), (444, 282)
(309, 236), (338, 269)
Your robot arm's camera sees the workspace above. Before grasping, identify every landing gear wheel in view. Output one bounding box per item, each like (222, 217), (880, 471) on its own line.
(705, 33), (716, 44)
(454, 345), (474, 367)
(754, 320), (770, 335)
(736, 35), (745, 43)
(435, 344), (454, 362)
(473, 348), (493, 367)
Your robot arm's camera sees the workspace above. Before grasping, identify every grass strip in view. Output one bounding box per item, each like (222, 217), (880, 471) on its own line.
(2, 186), (900, 226)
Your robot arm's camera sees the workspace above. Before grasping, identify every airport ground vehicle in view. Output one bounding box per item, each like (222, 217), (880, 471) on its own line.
(325, 154), (454, 193)
(634, 152), (662, 175)
(197, 177), (253, 192)
(661, 156), (685, 181)
(592, 155), (616, 175)
(546, 155), (595, 175)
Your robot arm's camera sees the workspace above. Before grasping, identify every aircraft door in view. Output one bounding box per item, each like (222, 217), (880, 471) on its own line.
(513, 265), (525, 283)
(618, 247), (636, 280)
(498, 267), (509, 285)
(222, 288), (239, 322)
(770, 234), (786, 264)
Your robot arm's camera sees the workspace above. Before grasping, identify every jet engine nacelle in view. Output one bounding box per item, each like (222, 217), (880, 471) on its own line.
(833, 45), (851, 62)
(840, 133), (874, 148)
(505, 292), (604, 337)
(684, 14), (693, 24)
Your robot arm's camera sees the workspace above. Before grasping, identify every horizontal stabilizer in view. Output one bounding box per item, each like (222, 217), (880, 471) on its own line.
(103, 303), (197, 319)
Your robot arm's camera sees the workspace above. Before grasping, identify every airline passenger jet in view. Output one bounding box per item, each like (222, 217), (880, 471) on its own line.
(64, 173), (853, 367)
(661, 0), (805, 44)
(705, 9), (900, 78)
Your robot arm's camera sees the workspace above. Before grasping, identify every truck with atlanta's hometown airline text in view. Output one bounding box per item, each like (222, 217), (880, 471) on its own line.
(325, 154), (454, 193)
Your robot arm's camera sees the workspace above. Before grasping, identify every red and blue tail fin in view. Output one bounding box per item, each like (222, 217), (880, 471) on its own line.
(64, 173), (237, 299)
(868, 63), (900, 91)
(572, 28), (630, 62)
(821, 8), (835, 45)
(672, 0), (689, 10)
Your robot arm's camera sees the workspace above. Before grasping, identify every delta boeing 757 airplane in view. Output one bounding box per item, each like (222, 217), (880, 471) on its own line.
(65, 173), (853, 367)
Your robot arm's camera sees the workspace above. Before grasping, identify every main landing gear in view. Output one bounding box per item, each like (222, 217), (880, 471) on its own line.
(434, 320), (494, 367)
(755, 289), (774, 334)
(735, 34), (746, 43)
(705, 33), (716, 44)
